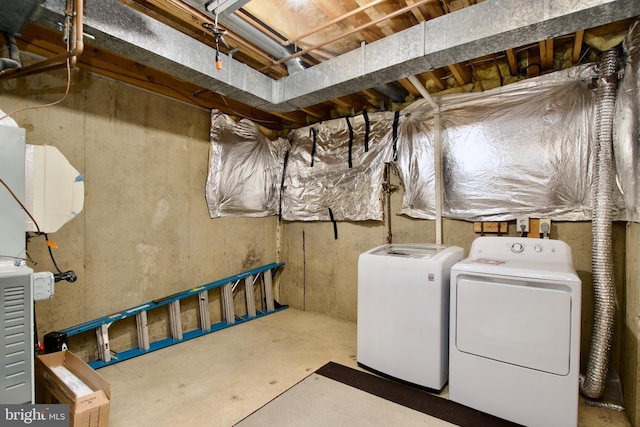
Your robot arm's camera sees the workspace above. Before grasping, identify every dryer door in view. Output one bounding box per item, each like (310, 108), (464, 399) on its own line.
(455, 276), (572, 376)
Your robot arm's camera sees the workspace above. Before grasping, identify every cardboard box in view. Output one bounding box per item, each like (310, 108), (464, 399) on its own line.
(35, 350), (110, 427)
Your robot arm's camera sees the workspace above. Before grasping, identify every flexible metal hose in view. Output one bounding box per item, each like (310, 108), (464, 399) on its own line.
(580, 48), (619, 399)
(0, 33), (21, 71)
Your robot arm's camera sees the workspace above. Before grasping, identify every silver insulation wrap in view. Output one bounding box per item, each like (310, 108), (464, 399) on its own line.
(396, 66), (626, 221)
(393, 104), (438, 218)
(205, 112), (290, 218)
(205, 21), (640, 223)
(580, 48), (620, 400)
(281, 112), (395, 221)
(614, 19), (640, 220)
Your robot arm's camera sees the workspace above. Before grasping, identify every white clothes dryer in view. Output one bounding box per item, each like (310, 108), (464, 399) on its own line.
(449, 236), (581, 427)
(357, 243), (464, 391)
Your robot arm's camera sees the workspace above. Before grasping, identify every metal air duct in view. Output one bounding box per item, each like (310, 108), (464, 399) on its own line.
(25, 0), (640, 112)
(217, 11), (305, 75)
(0, 0), (42, 71)
(0, 33), (21, 71)
(0, 0), (42, 34)
(198, 2), (408, 102)
(580, 47), (619, 400)
(181, 0), (305, 75)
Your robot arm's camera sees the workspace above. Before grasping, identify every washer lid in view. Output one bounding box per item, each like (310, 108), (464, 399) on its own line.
(369, 244), (446, 259)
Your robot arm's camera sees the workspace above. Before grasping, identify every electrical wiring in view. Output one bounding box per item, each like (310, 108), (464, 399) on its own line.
(0, 15), (77, 280)
(0, 177), (41, 233)
(42, 233), (62, 275)
(0, 177), (76, 281)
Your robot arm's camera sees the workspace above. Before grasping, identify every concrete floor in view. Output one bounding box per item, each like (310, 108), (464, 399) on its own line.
(98, 309), (632, 427)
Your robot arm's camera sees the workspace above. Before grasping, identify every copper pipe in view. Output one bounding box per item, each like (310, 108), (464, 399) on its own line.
(283, 0), (388, 47)
(269, 0), (436, 67)
(72, 0), (84, 66)
(3, 0), (84, 79)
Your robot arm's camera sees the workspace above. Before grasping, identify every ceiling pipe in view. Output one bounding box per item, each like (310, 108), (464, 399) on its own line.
(234, 9), (289, 47)
(164, 0), (282, 69)
(373, 81), (408, 104)
(2, 0), (84, 79)
(182, 0), (305, 74)
(0, 33), (21, 72)
(229, 0), (419, 103)
(408, 75), (442, 244)
(218, 11), (305, 75)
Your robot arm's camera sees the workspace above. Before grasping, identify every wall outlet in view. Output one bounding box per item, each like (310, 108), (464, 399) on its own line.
(539, 218), (552, 236)
(516, 216), (529, 233)
(33, 271), (55, 301)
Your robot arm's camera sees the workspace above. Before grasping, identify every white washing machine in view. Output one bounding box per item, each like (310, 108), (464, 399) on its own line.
(449, 236), (581, 427)
(357, 243), (464, 391)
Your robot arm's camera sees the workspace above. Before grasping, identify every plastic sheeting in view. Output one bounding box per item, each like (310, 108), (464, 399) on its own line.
(614, 19), (640, 222)
(205, 112), (289, 218)
(281, 112), (395, 221)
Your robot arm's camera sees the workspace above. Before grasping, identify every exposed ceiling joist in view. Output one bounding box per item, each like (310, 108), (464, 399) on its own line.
(573, 29), (585, 64)
(13, 0), (640, 123)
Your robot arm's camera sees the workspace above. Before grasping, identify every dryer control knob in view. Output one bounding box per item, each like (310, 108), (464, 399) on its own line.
(511, 243), (524, 253)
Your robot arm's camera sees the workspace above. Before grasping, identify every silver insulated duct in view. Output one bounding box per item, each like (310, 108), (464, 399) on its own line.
(580, 48), (619, 399)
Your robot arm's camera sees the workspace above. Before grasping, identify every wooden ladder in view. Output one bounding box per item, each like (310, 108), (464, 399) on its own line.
(56, 263), (285, 368)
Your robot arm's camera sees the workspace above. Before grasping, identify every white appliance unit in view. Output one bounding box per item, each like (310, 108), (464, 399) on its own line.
(449, 237), (581, 427)
(0, 264), (34, 404)
(357, 243), (464, 391)
(0, 124), (79, 403)
(0, 125), (34, 404)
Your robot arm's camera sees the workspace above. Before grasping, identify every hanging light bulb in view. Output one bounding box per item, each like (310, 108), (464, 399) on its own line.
(202, 0), (228, 71)
(216, 50), (222, 70)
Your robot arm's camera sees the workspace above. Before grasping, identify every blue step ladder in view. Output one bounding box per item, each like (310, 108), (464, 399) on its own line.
(57, 263), (286, 369)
